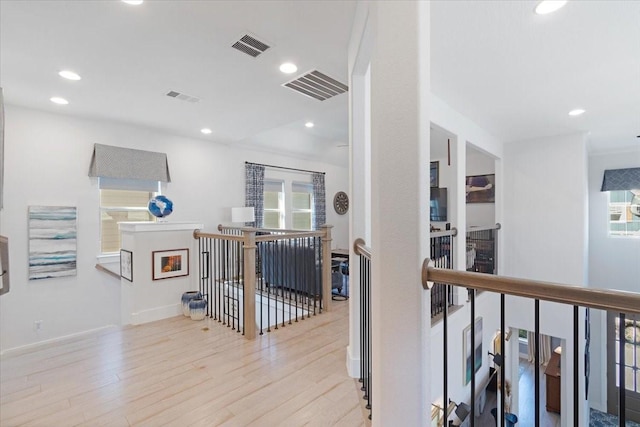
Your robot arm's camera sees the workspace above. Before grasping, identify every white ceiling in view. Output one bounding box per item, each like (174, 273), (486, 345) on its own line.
(0, 0), (354, 165)
(1, 1), (638, 168)
(431, 0), (640, 152)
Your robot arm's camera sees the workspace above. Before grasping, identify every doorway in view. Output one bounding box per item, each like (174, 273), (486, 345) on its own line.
(607, 312), (640, 422)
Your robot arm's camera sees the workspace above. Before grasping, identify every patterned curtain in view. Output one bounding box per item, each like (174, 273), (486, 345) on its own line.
(312, 172), (326, 230)
(245, 163), (265, 227)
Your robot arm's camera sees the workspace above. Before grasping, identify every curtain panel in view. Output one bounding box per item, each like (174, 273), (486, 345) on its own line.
(245, 163), (265, 227)
(527, 332), (552, 366)
(312, 172), (326, 230)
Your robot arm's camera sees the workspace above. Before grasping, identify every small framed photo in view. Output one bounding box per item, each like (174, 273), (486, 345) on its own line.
(152, 248), (189, 280)
(120, 249), (133, 282)
(430, 161), (439, 188)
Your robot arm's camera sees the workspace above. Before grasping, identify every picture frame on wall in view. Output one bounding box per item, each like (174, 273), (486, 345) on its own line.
(430, 161), (439, 188)
(463, 317), (483, 385)
(152, 248), (189, 280)
(120, 249), (133, 282)
(466, 174), (495, 203)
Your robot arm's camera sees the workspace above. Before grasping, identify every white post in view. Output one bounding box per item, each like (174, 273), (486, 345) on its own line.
(369, 2), (430, 425)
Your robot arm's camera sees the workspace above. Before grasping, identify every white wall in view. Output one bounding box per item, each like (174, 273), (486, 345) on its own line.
(503, 132), (589, 426)
(0, 105), (348, 353)
(587, 148), (640, 411)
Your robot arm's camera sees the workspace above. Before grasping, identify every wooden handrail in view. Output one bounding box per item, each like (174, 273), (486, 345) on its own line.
(430, 227), (458, 239)
(421, 260), (640, 314)
(466, 223), (501, 233)
(193, 230), (245, 242)
(353, 238), (371, 259)
(95, 263), (120, 280)
(256, 231), (323, 242)
(218, 224), (329, 234)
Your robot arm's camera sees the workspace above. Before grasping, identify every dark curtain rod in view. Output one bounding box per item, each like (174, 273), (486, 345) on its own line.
(245, 161), (325, 175)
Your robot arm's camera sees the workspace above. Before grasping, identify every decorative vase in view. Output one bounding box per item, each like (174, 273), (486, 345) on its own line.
(189, 297), (207, 321)
(181, 291), (202, 317)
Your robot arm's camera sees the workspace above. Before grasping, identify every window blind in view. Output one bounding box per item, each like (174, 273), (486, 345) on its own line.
(88, 144), (171, 182)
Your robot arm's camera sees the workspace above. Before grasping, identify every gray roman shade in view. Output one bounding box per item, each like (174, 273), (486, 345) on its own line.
(600, 167), (640, 191)
(88, 144), (171, 182)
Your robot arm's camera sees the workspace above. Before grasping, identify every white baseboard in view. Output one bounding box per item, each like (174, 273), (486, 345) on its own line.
(130, 303), (182, 325)
(347, 345), (360, 378)
(0, 325), (118, 358)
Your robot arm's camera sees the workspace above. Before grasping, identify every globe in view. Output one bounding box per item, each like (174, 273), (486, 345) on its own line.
(148, 195), (174, 218)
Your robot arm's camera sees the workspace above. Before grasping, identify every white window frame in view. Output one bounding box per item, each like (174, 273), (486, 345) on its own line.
(263, 179), (285, 229)
(291, 182), (314, 231)
(99, 178), (160, 254)
(608, 189), (640, 237)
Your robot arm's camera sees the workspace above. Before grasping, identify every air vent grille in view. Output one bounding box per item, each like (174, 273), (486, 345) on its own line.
(165, 90), (200, 103)
(283, 70), (348, 101)
(232, 33), (270, 58)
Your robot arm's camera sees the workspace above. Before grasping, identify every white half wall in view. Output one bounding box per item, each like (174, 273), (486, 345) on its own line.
(0, 104), (348, 353)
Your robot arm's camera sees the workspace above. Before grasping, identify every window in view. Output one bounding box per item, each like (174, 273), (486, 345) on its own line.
(614, 315), (640, 393)
(292, 182), (313, 230)
(263, 180), (284, 229)
(608, 190), (640, 237)
(99, 178), (159, 253)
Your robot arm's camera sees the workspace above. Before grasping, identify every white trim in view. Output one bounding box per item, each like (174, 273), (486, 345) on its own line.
(347, 345), (361, 378)
(129, 303), (182, 325)
(0, 325), (118, 357)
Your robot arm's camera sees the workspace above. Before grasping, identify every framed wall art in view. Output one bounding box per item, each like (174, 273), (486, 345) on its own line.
(463, 317), (483, 385)
(28, 206), (77, 280)
(466, 174), (495, 203)
(120, 249), (133, 282)
(152, 248), (189, 280)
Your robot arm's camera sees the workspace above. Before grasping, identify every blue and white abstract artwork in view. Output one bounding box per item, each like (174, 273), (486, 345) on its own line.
(28, 206), (77, 280)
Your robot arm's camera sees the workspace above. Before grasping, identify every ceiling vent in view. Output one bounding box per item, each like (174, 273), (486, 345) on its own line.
(165, 90), (200, 103)
(283, 70), (348, 101)
(231, 34), (270, 58)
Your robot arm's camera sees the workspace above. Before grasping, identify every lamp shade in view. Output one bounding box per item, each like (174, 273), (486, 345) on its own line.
(231, 207), (255, 223)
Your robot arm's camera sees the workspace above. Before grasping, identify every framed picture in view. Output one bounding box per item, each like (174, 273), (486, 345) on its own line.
(120, 249), (133, 282)
(152, 248), (189, 280)
(466, 174), (495, 203)
(28, 206), (77, 280)
(430, 161), (439, 188)
(463, 317), (483, 385)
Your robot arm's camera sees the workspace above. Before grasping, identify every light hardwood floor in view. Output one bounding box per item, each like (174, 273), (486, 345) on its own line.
(0, 301), (366, 427)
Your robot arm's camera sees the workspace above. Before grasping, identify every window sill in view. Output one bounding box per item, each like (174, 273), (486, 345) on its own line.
(97, 253), (120, 265)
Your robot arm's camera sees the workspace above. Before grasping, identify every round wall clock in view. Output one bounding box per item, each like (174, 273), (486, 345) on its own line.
(333, 191), (349, 215)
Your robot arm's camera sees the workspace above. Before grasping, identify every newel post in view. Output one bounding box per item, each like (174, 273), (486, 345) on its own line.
(242, 229), (257, 339)
(320, 224), (333, 312)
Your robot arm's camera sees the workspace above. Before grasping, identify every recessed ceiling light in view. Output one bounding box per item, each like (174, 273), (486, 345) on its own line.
(122, 0), (144, 5)
(568, 109), (585, 116)
(305, 122), (314, 128)
(279, 63), (298, 74)
(201, 128), (212, 135)
(535, 1), (568, 15)
(50, 97), (69, 105)
(58, 70), (81, 81)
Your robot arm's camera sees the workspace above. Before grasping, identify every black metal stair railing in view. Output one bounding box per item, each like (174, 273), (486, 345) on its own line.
(195, 226), (331, 340)
(354, 238), (372, 420)
(422, 263), (640, 427)
(430, 228), (457, 318)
